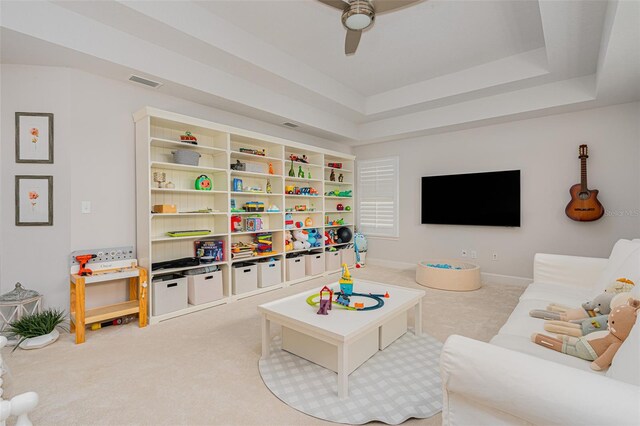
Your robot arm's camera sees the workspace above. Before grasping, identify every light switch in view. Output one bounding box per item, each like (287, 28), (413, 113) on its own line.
(81, 201), (91, 214)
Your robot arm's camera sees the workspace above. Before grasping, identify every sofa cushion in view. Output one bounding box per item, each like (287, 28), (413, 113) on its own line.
(592, 240), (640, 295)
(490, 334), (606, 374)
(606, 309), (640, 386)
(520, 281), (592, 305)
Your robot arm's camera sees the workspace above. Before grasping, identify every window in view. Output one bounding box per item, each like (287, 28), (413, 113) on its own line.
(357, 156), (399, 238)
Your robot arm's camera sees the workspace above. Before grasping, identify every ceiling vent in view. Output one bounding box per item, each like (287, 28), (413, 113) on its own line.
(128, 75), (162, 88)
(282, 122), (299, 128)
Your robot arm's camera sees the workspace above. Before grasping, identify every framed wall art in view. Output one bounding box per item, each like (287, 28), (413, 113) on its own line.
(15, 112), (54, 163)
(15, 175), (53, 226)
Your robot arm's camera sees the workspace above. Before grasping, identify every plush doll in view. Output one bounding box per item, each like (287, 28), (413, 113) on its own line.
(530, 292), (616, 321)
(532, 298), (640, 370)
(284, 230), (293, 251)
(605, 277), (635, 294)
(543, 292), (631, 338)
(292, 230), (311, 250)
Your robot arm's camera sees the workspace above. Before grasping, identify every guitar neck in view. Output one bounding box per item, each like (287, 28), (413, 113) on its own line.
(580, 156), (588, 191)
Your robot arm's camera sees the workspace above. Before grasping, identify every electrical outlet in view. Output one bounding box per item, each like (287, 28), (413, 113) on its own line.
(461, 250), (468, 258)
(492, 253), (499, 261)
(81, 201), (91, 214)
(470, 250), (477, 259)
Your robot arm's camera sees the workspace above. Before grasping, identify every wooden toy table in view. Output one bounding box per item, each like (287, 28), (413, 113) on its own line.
(69, 267), (148, 344)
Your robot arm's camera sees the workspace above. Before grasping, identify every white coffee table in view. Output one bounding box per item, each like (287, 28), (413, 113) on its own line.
(258, 280), (425, 398)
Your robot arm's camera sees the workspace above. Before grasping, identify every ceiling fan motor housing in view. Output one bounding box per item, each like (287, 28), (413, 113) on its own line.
(342, 1), (375, 30)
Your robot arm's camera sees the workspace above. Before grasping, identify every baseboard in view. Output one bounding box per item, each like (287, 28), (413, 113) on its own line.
(480, 272), (532, 287)
(365, 257), (532, 287)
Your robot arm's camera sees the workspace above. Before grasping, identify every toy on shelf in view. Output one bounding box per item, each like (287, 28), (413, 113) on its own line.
(328, 162), (342, 169)
(153, 171), (166, 188)
(266, 179), (272, 194)
(326, 189), (352, 197)
(305, 217), (313, 227)
(285, 213), (294, 229)
(266, 205), (280, 212)
(180, 131), (198, 144)
(194, 240), (224, 261)
(285, 230), (294, 251)
(317, 286), (333, 315)
(532, 298), (640, 371)
(231, 215), (243, 232)
(307, 229), (322, 247)
(292, 230), (311, 250)
(345, 206), (351, 211)
(239, 147), (265, 156)
(289, 160), (295, 177)
(298, 166), (305, 178)
(337, 203), (344, 211)
(256, 233), (273, 255)
(231, 241), (257, 259)
(269, 163), (274, 175)
(243, 186), (263, 193)
(233, 178), (243, 192)
(231, 199), (245, 213)
(308, 168), (312, 179)
(330, 169), (336, 182)
(244, 201), (265, 212)
(295, 205), (307, 211)
(245, 217), (263, 232)
(231, 159), (246, 171)
(290, 154), (308, 163)
(338, 173), (344, 182)
(195, 175), (212, 191)
(336, 227), (353, 244)
(75, 254), (97, 276)
(295, 221), (304, 229)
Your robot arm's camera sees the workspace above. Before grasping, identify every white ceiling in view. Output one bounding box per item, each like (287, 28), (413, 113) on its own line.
(1, 0), (639, 146)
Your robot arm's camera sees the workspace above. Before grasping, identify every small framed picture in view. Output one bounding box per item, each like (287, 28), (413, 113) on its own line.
(15, 175), (53, 226)
(15, 112), (54, 163)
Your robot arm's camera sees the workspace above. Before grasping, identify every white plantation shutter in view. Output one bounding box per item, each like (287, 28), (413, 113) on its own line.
(357, 157), (399, 238)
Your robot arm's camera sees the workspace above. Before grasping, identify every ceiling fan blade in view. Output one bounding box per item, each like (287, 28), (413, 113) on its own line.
(318, 0), (349, 11)
(345, 29), (362, 55)
(372, 0), (422, 14)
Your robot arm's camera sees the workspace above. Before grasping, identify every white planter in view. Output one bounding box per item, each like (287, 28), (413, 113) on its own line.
(19, 329), (60, 350)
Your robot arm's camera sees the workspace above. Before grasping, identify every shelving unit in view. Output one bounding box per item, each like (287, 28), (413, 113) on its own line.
(135, 107), (356, 324)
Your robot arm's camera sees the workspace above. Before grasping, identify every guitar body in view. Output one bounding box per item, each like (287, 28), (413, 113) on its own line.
(565, 183), (605, 222)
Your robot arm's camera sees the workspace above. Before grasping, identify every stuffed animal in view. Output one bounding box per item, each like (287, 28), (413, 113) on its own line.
(543, 292), (631, 338)
(292, 230), (310, 250)
(605, 278), (635, 294)
(532, 298), (640, 370)
(530, 292), (616, 321)
(284, 230), (293, 251)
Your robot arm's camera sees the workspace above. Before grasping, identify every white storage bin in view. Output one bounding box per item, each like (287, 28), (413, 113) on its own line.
(187, 270), (224, 305)
(152, 276), (188, 316)
(340, 247), (356, 266)
(305, 252), (325, 276)
(258, 258), (282, 288)
(325, 250), (341, 271)
(232, 263), (258, 295)
(286, 256), (306, 281)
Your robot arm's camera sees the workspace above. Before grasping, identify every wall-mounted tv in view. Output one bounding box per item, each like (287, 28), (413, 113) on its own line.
(421, 170), (521, 227)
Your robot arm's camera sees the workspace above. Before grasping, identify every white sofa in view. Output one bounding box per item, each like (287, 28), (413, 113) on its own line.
(440, 239), (640, 425)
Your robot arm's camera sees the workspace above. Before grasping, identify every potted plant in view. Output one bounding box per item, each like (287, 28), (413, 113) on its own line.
(7, 309), (67, 351)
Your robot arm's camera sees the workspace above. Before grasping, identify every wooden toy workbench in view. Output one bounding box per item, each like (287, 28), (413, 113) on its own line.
(69, 267), (148, 344)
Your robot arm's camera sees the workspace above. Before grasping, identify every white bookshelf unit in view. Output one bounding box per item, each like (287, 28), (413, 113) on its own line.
(134, 107), (355, 324)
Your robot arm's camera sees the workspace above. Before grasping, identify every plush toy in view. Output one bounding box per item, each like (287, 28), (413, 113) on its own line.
(543, 292), (631, 338)
(605, 278), (635, 294)
(530, 292), (616, 321)
(292, 230), (311, 250)
(532, 298), (640, 370)
(284, 230), (293, 252)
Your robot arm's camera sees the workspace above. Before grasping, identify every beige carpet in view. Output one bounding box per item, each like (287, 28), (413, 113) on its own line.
(2, 265), (524, 425)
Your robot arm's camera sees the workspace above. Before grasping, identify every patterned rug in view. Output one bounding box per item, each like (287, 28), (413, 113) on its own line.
(258, 331), (443, 425)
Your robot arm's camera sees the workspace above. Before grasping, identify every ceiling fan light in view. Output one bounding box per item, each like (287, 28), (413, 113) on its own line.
(345, 13), (372, 30)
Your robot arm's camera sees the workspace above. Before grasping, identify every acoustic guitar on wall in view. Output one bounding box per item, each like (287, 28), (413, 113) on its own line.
(565, 144), (604, 222)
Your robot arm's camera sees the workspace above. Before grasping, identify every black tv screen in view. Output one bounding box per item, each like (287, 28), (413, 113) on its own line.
(421, 170), (521, 227)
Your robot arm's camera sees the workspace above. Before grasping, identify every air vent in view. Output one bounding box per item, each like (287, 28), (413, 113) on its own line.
(282, 122), (299, 128)
(128, 75), (162, 88)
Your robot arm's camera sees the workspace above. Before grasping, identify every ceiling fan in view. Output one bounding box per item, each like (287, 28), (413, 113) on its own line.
(319, 0), (422, 55)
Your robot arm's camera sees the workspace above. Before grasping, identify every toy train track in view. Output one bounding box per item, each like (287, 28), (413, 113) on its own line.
(306, 291), (387, 311)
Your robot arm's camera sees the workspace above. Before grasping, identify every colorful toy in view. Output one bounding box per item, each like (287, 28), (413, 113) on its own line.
(266, 179), (272, 194)
(75, 254), (97, 276)
(239, 147), (265, 156)
(195, 175), (212, 191)
(290, 154), (308, 163)
(231, 215), (242, 232)
(195, 240), (224, 261)
(244, 201), (265, 212)
(307, 228), (322, 247)
(285, 213), (294, 229)
(284, 230), (294, 251)
(298, 166), (305, 178)
(337, 203), (344, 211)
(345, 206), (351, 211)
(233, 178), (243, 192)
(256, 233), (273, 255)
(327, 162), (342, 169)
(532, 298), (640, 370)
(295, 205), (307, 211)
(268, 163), (274, 175)
(180, 131), (197, 144)
(245, 217), (263, 232)
(289, 160), (295, 177)
(305, 217), (313, 227)
(330, 169), (336, 182)
(326, 189), (353, 197)
(530, 292), (618, 321)
(295, 221), (304, 229)
(292, 230), (311, 250)
(338, 173), (344, 182)
(317, 286), (333, 315)
(267, 205), (280, 212)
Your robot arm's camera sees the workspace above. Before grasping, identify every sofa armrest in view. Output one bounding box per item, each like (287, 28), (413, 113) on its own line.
(441, 335), (640, 426)
(533, 253), (608, 289)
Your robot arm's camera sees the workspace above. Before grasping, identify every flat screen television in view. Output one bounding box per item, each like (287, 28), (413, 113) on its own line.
(421, 170), (521, 227)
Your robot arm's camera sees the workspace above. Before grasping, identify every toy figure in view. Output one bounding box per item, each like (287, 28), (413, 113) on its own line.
(266, 179), (272, 194)
(339, 263), (353, 295)
(305, 217), (313, 227)
(532, 298), (640, 370)
(289, 160), (295, 177)
(317, 286), (333, 315)
(338, 173), (344, 182)
(292, 230), (311, 250)
(284, 230), (294, 251)
(298, 166), (305, 178)
(330, 169), (336, 182)
(308, 168), (311, 179)
(530, 292), (617, 321)
(268, 163), (274, 175)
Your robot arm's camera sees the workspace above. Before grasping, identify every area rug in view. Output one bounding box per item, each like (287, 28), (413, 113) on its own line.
(258, 331), (443, 425)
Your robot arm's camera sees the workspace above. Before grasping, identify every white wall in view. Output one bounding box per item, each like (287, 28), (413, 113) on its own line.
(354, 102), (640, 280)
(0, 64), (352, 310)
